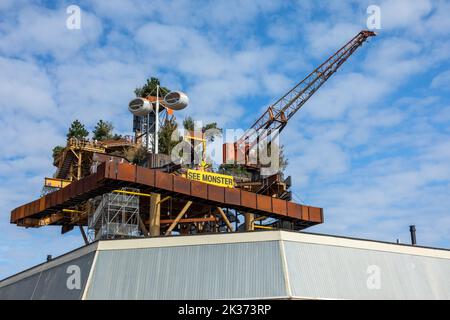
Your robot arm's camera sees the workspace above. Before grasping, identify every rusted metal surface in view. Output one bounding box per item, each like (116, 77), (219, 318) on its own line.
(136, 165), (154, 186)
(241, 190), (257, 210)
(207, 185), (224, 203)
(62, 185), (70, 203)
(10, 162), (324, 228)
(173, 175), (191, 195)
(191, 180), (207, 198)
(256, 194), (272, 212)
(272, 198), (287, 215)
(309, 207), (323, 223)
(117, 163), (135, 182)
(224, 188), (241, 206)
(155, 170), (173, 190)
(287, 202), (302, 220)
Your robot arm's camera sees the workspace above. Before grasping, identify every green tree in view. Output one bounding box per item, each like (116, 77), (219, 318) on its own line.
(202, 122), (222, 142)
(52, 145), (65, 161)
(158, 117), (180, 155)
(112, 133), (123, 140)
(182, 116), (195, 132)
(66, 119), (89, 140)
(132, 146), (148, 165)
(183, 116), (222, 142)
(92, 120), (114, 141)
(135, 77), (171, 98)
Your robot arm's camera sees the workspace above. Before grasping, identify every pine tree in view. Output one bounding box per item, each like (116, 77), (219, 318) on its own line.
(52, 145), (65, 161)
(182, 116), (195, 132)
(66, 119), (89, 140)
(134, 77), (170, 98)
(92, 120), (114, 141)
(158, 117), (180, 155)
(183, 116), (222, 142)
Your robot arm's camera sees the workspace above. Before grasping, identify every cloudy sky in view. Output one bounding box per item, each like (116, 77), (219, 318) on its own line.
(0, 0), (449, 279)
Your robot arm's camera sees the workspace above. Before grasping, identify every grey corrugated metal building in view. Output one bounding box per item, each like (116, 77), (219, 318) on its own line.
(1, 230), (449, 300)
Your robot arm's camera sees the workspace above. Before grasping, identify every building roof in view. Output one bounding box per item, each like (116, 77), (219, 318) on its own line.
(1, 230), (449, 300)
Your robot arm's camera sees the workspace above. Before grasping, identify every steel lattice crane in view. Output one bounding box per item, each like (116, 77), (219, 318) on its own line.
(223, 30), (376, 166)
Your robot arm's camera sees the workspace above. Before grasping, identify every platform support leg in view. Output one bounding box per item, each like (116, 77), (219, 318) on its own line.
(244, 213), (254, 231)
(149, 193), (161, 236)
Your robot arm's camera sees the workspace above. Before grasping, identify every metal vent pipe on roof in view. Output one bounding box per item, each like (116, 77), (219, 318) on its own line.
(409, 225), (417, 246)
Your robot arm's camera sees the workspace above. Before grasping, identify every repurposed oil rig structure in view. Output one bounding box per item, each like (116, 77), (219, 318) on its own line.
(9, 31), (379, 241)
(3, 30), (449, 300)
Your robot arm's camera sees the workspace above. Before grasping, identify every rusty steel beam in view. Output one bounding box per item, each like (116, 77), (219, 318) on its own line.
(216, 207), (233, 232)
(165, 201), (193, 235)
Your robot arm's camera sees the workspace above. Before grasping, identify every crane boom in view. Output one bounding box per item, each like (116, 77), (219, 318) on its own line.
(224, 30), (376, 165)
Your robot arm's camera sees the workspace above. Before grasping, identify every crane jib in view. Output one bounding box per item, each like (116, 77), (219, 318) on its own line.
(226, 30), (376, 165)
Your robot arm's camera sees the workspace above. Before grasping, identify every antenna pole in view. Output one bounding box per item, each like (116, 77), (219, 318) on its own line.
(155, 85), (160, 154)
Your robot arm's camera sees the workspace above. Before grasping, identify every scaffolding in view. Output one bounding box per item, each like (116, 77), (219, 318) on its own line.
(88, 188), (141, 241)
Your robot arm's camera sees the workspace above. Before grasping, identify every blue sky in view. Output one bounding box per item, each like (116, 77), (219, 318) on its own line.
(0, 0), (450, 279)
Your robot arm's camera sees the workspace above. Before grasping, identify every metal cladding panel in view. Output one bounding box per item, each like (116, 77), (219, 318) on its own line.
(256, 194), (272, 212)
(89, 175), (97, 191)
(56, 189), (63, 204)
(136, 166), (155, 186)
(75, 180), (83, 196)
(107, 161), (117, 179)
(241, 190), (257, 210)
(32, 200), (38, 214)
(272, 198), (287, 216)
(155, 171), (173, 190)
(23, 204), (28, 218)
(0, 251), (95, 300)
(283, 241), (450, 300)
(173, 175), (191, 195)
(287, 202), (302, 220)
(224, 188), (241, 206)
(117, 163), (136, 182)
(18, 206), (24, 220)
(68, 183), (77, 200)
(28, 202), (34, 216)
(10, 209), (16, 223)
(13, 208), (18, 221)
(62, 185), (70, 202)
(39, 197), (46, 211)
(301, 205), (310, 220)
(0, 273), (41, 300)
(190, 180), (207, 199)
(309, 207), (322, 223)
(96, 162), (106, 181)
(49, 192), (56, 208)
(207, 185), (224, 203)
(85, 241), (286, 300)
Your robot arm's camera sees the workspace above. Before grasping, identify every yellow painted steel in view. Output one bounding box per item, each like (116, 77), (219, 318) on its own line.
(254, 225), (273, 230)
(62, 209), (84, 214)
(186, 169), (235, 188)
(254, 216), (267, 222)
(184, 134), (209, 170)
(112, 189), (153, 197)
(157, 196), (171, 205)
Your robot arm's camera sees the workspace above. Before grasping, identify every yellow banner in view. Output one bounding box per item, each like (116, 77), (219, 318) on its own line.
(44, 177), (71, 188)
(186, 170), (235, 188)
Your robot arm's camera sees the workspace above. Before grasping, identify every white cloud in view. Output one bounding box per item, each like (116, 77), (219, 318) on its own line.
(379, 0), (432, 30)
(0, 57), (57, 119)
(0, 5), (103, 60)
(1, 0), (450, 279)
(431, 69), (450, 90)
